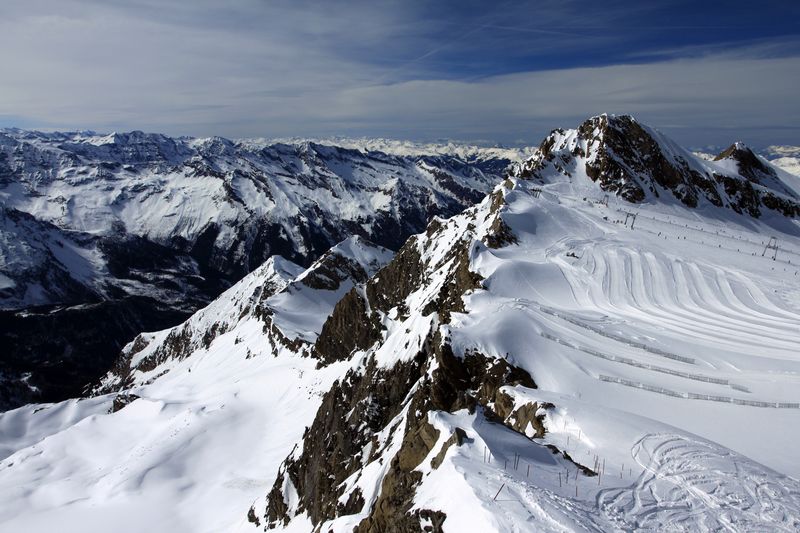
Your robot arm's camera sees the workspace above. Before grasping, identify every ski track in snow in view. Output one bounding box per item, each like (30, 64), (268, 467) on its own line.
(565, 245), (800, 358)
(597, 433), (800, 532)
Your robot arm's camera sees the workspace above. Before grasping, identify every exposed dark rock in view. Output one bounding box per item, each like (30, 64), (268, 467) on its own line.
(512, 114), (800, 219)
(431, 427), (467, 469)
(313, 289), (382, 366)
(493, 392), (549, 439)
(580, 115), (704, 204)
(301, 254), (362, 290)
(247, 506), (261, 527)
(353, 340), (540, 531)
(713, 143), (800, 217)
(338, 487), (366, 517)
(314, 238), (427, 365)
(265, 469), (291, 527)
(264, 351), (428, 528)
(255, 310), (308, 353)
(421, 241), (483, 323)
(365, 238), (425, 315)
(483, 185), (518, 249)
(110, 392), (140, 413)
(715, 143), (771, 182)
(263, 316), (546, 531)
(484, 216), (518, 249)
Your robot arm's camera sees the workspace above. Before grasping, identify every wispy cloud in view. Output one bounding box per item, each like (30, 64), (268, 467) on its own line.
(0, 0), (798, 147)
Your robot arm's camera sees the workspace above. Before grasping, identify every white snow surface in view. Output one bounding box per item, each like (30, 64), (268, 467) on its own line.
(2, 123), (800, 532)
(0, 236), (392, 533)
(400, 176), (800, 532)
(260, 136), (535, 162)
(762, 145), (800, 178)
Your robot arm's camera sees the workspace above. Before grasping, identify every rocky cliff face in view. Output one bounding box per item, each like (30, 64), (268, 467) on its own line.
(254, 180), (584, 531)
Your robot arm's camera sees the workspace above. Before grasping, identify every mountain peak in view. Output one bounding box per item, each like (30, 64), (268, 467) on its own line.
(715, 141), (758, 160)
(712, 141), (799, 198)
(714, 141), (766, 171)
(298, 236), (393, 292)
(515, 114), (799, 217)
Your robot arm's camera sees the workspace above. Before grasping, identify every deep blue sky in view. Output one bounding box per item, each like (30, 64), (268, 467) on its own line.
(1, 0), (798, 148)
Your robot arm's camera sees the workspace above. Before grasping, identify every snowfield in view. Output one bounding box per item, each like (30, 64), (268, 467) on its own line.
(1, 117), (800, 532)
(0, 236), (392, 532)
(357, 171), (800, 532)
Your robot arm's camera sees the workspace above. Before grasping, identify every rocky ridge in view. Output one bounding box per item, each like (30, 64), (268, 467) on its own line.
(95, 236), (392, 394)
(514, 114), (800, 217)
(255, 178), (585, 531)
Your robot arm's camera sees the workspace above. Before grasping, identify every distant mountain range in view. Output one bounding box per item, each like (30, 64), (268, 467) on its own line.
(0, 130), (516, 409)
(695, 144), (800, 178)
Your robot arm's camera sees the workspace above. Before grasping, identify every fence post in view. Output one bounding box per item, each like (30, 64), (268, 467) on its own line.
(493, 484), (505, 502)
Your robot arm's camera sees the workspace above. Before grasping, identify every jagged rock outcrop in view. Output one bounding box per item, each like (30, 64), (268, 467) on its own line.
(262, 324), (545, 532)
(513, 114), (800, 217)
(256, 182), (585, 531)
(711, 142), (800, 217)
(94, 237), (392, 394)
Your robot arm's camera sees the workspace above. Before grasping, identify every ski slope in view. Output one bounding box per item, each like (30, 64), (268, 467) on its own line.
(404, 175), (800, 531)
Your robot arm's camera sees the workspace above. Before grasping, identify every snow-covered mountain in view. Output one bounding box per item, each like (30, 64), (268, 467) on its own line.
(760, 145), (800, 178)
(1, 115), (800, 532)
(0, 128), (510, 306)
(96, 235), (392, 394)
(265, 136), (535, 162)
(0, 235), (393, 532)
(516, 115), (800, 217)
(0, 129), (514, 409)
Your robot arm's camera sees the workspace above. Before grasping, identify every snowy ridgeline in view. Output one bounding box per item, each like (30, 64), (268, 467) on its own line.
(0, 116), (800, 532)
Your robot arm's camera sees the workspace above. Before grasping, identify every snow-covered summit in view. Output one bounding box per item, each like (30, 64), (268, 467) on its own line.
(713, 141), (799, 197)
(514, 114), (800, 218)
(95, 235), (393, 393)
